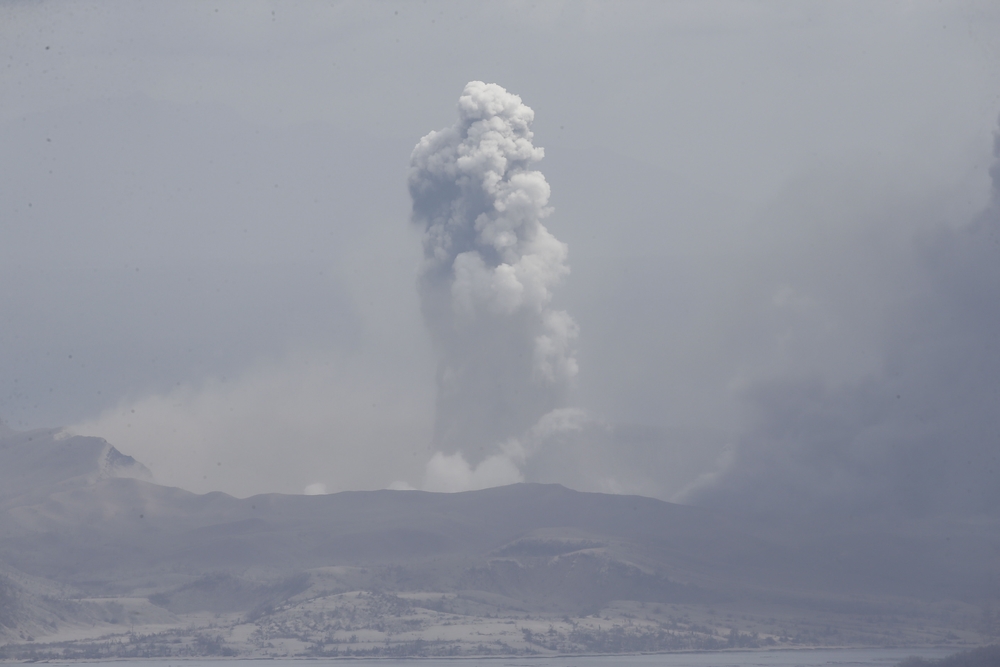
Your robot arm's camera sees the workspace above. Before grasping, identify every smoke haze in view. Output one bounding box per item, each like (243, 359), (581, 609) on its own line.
(2, 2), (999, 510)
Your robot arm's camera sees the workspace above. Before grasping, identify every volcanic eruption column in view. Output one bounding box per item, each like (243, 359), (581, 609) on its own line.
(409, 82), (579, 490)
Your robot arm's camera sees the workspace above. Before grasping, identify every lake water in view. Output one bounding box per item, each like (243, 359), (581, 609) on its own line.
(48, 647), (959, 667)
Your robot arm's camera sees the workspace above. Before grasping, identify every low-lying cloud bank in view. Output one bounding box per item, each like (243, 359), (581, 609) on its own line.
(70, 349), (433, 497)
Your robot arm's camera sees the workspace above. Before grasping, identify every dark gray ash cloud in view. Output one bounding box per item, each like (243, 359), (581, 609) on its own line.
(683, 119), (1000, 517)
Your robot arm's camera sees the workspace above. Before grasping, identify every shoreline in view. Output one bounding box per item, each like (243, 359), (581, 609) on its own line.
(0, 643), (972, 663)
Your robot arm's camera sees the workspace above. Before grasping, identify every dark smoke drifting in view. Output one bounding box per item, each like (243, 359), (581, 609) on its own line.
(684, 117), (1000, 517)
(408, 82), (579, 490)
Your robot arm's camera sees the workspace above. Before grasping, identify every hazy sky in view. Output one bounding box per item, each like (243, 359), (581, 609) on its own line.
(3, 1), (1000, 511)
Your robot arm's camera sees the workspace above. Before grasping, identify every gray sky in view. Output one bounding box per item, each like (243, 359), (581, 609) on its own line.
(3, 1), (1000, 509)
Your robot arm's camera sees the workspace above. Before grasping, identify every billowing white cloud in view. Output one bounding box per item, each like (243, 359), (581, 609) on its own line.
(421, 407), (588, 493)
(422, 451), (523, 493)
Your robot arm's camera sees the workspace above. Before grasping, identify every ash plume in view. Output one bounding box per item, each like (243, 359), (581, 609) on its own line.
(409, 82), (578, 485)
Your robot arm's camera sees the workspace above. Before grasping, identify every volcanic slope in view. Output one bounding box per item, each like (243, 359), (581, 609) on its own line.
(0, 426), (997, 657)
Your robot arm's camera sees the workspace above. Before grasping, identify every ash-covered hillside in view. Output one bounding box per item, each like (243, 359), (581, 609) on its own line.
(0, 426), (997, 658)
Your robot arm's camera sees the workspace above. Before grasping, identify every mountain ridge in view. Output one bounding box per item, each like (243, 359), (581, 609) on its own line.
(0, 426), (997, 657)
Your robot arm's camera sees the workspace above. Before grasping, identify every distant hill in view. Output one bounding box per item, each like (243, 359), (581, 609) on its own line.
(0, 427), (150, 507)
